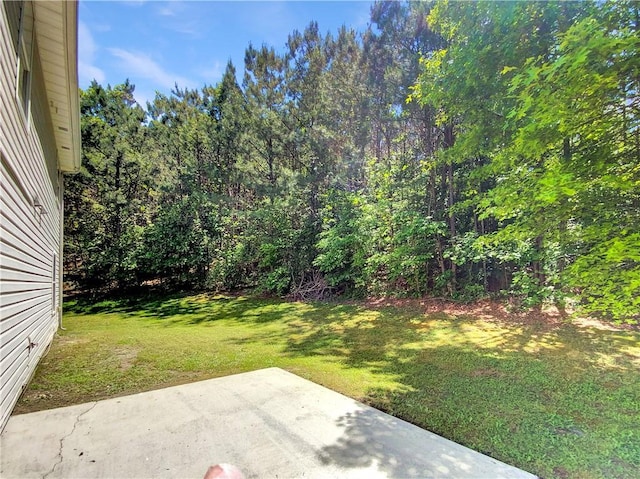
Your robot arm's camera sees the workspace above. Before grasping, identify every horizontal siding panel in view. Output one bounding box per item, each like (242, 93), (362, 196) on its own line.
(14, 150), (61, 221)
(0, 24), (18, 78)
(0, 66), (15, 103)
(0, 295), (48, 330)
(0, 347), (28, 389)
(0, 343), (29, 389)
(0, 359), (29, 429)
(2, 154), (50, 223)
(0, 267), (50, 283)
(0, 227), (50, 270)
(3, 152), (59, 220)
(1, 344), (33, 385)
(29, 321), (56, 364)
(0, 255), (50, 278)
(1, 306), (49, 338)
(0, 319), (54, 426)
(0, 171), (56, 235)
(0, 281), (50, 295)
(0, 179), (57, 249)
(0, 307), (57, 350)
(0, 57), (14, 90)
(0, 190), (56, 245)
(2, 111), (59, 215)
(0, 289), (48, 310)
(0, 218), (51, 267)
(0, 242), (49, 273)
(1, 309), (49, 372)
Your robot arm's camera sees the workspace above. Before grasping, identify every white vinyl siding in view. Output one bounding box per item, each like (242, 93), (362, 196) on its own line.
(16, 1), (34, 122)
(1, 3), (61, 431)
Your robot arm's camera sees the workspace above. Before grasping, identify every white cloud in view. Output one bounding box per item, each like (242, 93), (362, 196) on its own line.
(78, 21), (96, 60)
(108, 48), (195, 91)
(352, 2), (372, 30)
(80, 63), (107, 85)
(246, 2), (296, 46)
(122, 0), (148, 7)
(131, 87), (153, 109)
(170, 22), (199, 36)
(200, 61), (224, 84)
(156, 1), (186, 18)
(92, 23), (111, 33)
(78, 21), (106, 85)
(157, 6), (175, 17)
(156, 3), (199, 37)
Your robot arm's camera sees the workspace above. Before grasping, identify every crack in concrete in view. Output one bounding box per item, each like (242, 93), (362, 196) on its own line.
(42, 402), (98, 479)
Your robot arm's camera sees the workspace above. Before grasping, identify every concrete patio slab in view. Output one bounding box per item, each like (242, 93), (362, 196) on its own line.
(1, 368), (536, 478)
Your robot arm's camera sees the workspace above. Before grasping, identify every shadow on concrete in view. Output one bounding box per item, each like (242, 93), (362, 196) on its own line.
(315, 407), (531, 478)
(317, 408), (425, 476)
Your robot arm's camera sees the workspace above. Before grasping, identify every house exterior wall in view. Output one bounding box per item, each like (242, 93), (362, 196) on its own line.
(1, 3), (63, 431)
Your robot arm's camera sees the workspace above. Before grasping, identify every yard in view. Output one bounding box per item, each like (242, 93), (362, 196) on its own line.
(16, 294), (640, 479)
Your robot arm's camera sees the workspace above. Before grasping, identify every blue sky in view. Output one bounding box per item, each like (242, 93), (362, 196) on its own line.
(79, 1), (374, 106)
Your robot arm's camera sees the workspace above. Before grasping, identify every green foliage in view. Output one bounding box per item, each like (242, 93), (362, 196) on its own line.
(142, 195), (217, 286)
(65, 80), (150, 290)
(315, 190), (367, 293)
(65, 1), (639, 322)
(567, 233), (640, 322)
(411, 0), (639, 321)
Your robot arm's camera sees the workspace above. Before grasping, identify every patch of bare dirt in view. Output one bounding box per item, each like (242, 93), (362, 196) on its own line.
(553, 466), (570, 479)
(54, 335), (90, 346)
(351, 296), (636, 332)
(111, 347), (139, 371)
(471, 368), (504, 378)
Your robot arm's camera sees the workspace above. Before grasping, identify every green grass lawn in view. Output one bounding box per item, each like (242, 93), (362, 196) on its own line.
(17, 293), (640, 479)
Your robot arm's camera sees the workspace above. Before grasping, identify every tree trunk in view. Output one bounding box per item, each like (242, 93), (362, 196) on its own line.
(443, 123), (456, 295)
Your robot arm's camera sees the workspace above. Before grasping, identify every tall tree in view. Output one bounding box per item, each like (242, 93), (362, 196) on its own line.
(502, 0), (640, 319)
(65, 80), (149, 289)
(64, 1), (638, 322)
(243, 44), (290, 201)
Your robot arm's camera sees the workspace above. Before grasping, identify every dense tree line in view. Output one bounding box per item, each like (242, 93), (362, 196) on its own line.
(65, 1), (639, 322)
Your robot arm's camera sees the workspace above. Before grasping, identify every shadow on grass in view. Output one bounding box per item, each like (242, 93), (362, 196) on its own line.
(62, 293), (640, 479)
(275, 304), (640, 479)
(358, 344), (640, 479)
(65, 292), (303, 326)
(285, 306), (426, 367)
(64, 292), (197, 316)
(212, 298), (639, 479)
